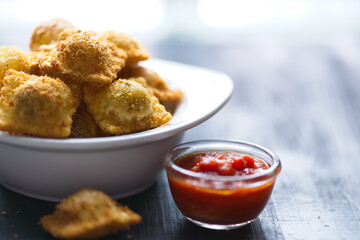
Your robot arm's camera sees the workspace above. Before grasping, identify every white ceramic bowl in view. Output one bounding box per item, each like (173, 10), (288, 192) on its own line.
(0, 59), (233, 202)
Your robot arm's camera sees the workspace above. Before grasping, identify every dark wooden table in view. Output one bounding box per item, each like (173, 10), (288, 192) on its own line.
(1, 37), (360, 239)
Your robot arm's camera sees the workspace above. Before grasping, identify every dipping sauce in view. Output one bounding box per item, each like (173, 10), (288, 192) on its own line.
(178, 152), (270, 176)
(166, 151), (279, 226)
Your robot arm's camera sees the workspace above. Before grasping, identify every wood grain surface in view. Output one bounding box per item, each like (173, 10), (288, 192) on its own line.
(1, 38), (360, 239)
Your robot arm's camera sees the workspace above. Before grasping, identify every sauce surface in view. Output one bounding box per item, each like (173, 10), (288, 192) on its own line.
(175, 152), (270, 176)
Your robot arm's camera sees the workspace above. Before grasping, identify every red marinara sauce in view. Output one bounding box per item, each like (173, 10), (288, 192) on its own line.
(167, 151), (276, 225)
(179, 152), (270, 176)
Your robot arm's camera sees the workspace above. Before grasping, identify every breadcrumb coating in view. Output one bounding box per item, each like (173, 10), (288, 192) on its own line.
(39, 31), (125, 85)
(83, 79), (172, 135)
(119, 65), (183, 114)
(0, 70), (76, 138)
(99, 31), (149, 65)
(0, 46), (30, 86)
(30, 18), (75, 52)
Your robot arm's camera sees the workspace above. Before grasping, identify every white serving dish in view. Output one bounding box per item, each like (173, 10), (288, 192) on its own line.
(0, 59), (233, 202)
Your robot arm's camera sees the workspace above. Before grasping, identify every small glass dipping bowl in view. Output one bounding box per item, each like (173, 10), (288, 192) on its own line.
(164, 140), (281, 230)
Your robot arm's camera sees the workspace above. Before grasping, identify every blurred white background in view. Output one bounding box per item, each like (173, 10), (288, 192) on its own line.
(1, 0), (359, 49)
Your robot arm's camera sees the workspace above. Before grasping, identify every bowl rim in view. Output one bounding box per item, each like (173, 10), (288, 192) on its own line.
(0, 59), (234, 151)
(165, 139), (282, 182)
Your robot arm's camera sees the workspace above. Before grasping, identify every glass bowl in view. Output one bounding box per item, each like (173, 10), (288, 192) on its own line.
(164, 140), (281, 230)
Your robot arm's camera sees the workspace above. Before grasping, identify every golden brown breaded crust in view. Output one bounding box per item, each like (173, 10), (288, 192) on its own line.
(119, 65), (183, 114)
(38, 31), (125, 85)
(0, 46), (30, 86)
(105, 40), (129, 67)
(40, 189), (141, 239)
(0, 70), (76, 138)
(83, 79), (172, 135)
(70, 102), (99, 138)
(98, 31), (149, 65)
(30, 18), (75, 52)
(62, 79), (82, 109)
(27, 51), (83, 106)
(128, 76), (149, 89)
(27, 51), (52, 76)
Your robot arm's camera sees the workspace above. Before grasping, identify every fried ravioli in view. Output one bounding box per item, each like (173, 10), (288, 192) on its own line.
(119, 65), (183, 114)
(39, 31), (125, 85)
(0, 46), (30, 86)
(83, 79), (172, 135)
(30, 18), (76, 52)
(40, 189), (141, 239)
(0, 70), (76, 138)
(98, 31), (149, 65)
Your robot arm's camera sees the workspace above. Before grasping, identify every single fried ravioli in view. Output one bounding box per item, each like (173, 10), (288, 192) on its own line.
(40, 189), (141, 239)
(119, 65), (183, 114)
(83, 79), (172, 135)
(30, 18), (76, 52)
(39, 31), (125, 85)
(98, 31), (149, 65)
(0, 46), (30, 86)
(0, 70), (76, 138)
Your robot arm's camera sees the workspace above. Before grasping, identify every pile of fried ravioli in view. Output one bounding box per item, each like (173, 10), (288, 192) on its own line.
(0, 18), (183, 138)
